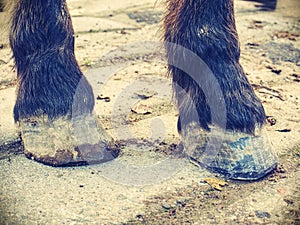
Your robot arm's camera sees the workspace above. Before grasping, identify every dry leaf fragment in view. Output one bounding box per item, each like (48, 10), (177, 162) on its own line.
(131, 101), (152, 115)
(203, 177), (228, 191)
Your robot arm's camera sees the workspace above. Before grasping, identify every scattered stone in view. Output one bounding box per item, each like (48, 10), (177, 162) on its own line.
(204, 192), (219, 199)
(247, 42), (260, 47)
(120, 29), (127, 35)
(135, 89), (157, 99)
(162, 203), (173, 211)
(290, 73), (300, 82)
(284, 198), (294, 205)
(276, 165), (286, 173)
(176, 198), (187, 207)
(266, 65), (282, 74)
(249, 20), (265, 29)
(255, 210), (271, 218)
(266, 116), (276, 126)
(96, 95), (111, 102)
(136, 214), (144, 221)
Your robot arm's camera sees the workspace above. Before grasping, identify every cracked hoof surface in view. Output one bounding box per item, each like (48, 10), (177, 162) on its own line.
(19, 114), (119, 167)
(181, 123), (278, 180)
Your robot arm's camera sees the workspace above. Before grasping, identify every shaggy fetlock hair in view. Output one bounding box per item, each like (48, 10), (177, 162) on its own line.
(164, 0), (266, 134)
(9, 0), (94, 122)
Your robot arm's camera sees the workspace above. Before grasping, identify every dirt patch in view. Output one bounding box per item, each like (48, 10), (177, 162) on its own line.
(258, 42), (300, 65)
(127, 11), (163, 24)
(125, 147), (300, 225)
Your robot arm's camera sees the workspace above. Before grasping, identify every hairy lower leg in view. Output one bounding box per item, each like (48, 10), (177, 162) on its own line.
(164, 0), (266, 134)
(9, 0), (118, 166)
(10, 0), (94, 121)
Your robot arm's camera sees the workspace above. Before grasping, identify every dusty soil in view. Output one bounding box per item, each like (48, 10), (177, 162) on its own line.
(0, 0), (299, 224)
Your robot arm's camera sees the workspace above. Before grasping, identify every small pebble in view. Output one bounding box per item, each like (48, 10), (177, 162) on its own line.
(162, 203), (172, 210)
(255, 210), (271, 218)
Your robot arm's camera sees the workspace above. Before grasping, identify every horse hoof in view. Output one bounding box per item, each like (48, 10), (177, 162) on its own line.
(181, 123), (278, 180)
(19, 114), (119, 167)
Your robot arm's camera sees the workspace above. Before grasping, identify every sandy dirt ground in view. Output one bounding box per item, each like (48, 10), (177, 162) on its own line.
(0, 0), (299, 224)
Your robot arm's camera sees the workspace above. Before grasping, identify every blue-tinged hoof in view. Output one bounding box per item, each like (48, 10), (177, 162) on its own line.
(181, 123), (278, 180)
(19, 114), (119, 167)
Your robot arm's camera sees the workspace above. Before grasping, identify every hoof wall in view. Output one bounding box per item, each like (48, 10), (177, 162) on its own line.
(19, 114), (119, 167)
(181, 123), (278, 180)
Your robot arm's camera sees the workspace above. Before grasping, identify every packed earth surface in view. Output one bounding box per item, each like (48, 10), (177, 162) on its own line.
(0, 0), (299, 224)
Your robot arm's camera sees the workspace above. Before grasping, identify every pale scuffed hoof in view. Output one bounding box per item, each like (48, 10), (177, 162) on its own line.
(181, 123), (278, 180)
(19, 114), (119, 167)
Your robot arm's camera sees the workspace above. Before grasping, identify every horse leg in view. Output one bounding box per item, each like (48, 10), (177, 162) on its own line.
(10, 0), (119, 166)
(164, 0), (278, 180)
